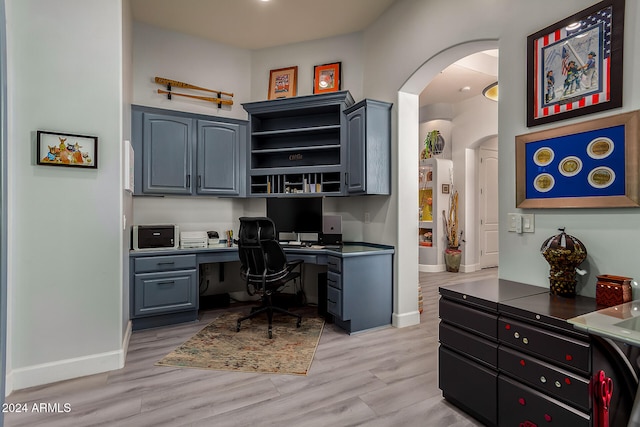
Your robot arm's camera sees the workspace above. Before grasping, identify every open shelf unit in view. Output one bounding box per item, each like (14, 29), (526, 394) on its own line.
(243, 91), (355, 196)
(419, 158), (452, 271)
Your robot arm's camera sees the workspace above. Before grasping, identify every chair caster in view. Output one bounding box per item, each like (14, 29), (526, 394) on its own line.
(236, 321), (241, 332)
(268, 329), (273, 339)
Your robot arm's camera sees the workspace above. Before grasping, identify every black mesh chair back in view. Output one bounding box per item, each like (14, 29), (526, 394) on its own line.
(237, 217), (303, 338)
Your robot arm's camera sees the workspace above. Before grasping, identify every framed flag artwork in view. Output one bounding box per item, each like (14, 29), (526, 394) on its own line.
(526, 0), (625, 127)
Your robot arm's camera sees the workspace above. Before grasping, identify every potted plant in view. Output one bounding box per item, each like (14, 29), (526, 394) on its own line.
(442, 189), (463, 272)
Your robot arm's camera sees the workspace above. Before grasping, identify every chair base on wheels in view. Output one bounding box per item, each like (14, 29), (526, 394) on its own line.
(236, 294), (302, 339)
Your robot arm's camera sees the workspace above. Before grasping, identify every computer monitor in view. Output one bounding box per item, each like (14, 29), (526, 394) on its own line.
(266, 197), (323, 239)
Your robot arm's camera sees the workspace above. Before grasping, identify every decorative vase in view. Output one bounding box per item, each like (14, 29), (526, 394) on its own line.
(444, 247), (462, 272)
(540, 228), (587, 297)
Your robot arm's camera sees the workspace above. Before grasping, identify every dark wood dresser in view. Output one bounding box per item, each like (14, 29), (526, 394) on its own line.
(439, 279), (638, 427)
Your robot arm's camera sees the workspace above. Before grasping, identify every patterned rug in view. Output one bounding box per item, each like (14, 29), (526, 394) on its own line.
(156, 310), (325, 375)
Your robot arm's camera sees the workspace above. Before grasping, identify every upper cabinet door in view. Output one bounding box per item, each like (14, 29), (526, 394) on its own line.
(196, 120), (244, 196)
(345, 107), (366, 194)
(344, 99), (392, 196)
(142, 113), (193, 195)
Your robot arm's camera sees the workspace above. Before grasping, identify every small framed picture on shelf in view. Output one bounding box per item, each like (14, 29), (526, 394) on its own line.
(268, 66), (298, 100)
(441, 184), (450, 194)
(313, 62), (341, 94)
(37, 130), (98, 169)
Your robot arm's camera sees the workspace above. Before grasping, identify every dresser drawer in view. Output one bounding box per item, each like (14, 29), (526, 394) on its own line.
(133, 269), (197, 316)
(440, 322), (498, 368)
(498, 345), (590, 412)
(327, 285), (343, 318)
(440, 298), (497, 340)
(327, 255), (342, 273)
(327, 270), (342, 290)
(499, 317), (590, 374)
(498, 374), (590, 427)
(134, 254), (197, 273)
(439, 346), (497, 427)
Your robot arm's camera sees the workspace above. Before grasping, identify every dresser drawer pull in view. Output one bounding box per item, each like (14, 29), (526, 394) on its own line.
(514, 332), (520, 339)
(518, 397), (526, 406)
(520, 359), (526, 366)
(535, 314), (541, 320)
(522, 337), (529, 344)
(505, 323), (511, 330)
(157, 261), (175, 266)
(565, 354), (573, 361)
(519, 422), (538, 427)
(565, 377), (572, 385)
(540, 376), (546, 383)
(555, 381), (562, 388)
(544, 414), (552, 422)
(328, 298), (337, 304)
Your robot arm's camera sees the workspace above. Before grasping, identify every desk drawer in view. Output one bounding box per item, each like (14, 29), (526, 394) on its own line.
(440, 298), (497, 340)
(135, 254), (197, 273)
(327, 270), (342, 290)
(134, 270), (197, 316)
(327, 255), (342, 273)
(440, 322), (497, 368)
(327, 285), (343, 318)
(498, 374), (590, 427)
(499, 345), (590, 411)
(498, 317), (590, 374)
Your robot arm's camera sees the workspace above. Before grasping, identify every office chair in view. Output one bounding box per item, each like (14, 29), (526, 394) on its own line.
(237, 217), (303, 338)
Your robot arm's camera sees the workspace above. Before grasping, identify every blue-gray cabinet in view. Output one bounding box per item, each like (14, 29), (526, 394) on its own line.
(131, 254), (198, 330)
(344, 99), (392, 195)
(132, 105), (247, 197)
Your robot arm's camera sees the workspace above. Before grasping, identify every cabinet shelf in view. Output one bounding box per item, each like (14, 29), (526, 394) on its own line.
(251, 144), (341, 154)
(251, 124), (340, 137)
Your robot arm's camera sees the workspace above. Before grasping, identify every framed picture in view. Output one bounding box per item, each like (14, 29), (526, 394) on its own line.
(313, 62), (341, 94)
(37, 130), (98, 169)
(516, 110), (639, 208)
(268, 66), (298, 100)
(526, 0), (625, 127)
(441, 184), (450, 194)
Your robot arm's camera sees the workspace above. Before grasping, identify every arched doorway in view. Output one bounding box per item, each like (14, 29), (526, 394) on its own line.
(395, 40), (499, 326)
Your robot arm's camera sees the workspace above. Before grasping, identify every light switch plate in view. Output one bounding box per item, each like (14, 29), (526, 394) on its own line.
(507, 213), (521, 232)
(522, 214), (535, 233)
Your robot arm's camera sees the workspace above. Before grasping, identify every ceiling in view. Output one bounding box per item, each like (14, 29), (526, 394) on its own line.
(130, 0), (497, 106)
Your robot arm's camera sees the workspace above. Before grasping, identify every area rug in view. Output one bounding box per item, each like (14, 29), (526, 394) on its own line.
(156, 311), (325, 375)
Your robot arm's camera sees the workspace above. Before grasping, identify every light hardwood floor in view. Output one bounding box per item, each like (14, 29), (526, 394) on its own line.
(5, 268), (497, 427)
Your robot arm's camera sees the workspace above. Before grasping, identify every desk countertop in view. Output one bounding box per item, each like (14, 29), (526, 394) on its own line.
(130, 242), (395, 258)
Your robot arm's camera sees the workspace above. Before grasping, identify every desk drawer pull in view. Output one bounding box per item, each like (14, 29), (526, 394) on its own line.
(157, 281), (175, 286)
(157, 261), (175, 266)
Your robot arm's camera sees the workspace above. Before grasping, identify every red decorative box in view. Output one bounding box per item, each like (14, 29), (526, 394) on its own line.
(596, 274), (633, 307)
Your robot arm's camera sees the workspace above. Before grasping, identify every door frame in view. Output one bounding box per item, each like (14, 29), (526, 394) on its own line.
(1, 0), (9, 422)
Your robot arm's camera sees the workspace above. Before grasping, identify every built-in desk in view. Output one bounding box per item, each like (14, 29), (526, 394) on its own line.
(129, 243), (394, 333)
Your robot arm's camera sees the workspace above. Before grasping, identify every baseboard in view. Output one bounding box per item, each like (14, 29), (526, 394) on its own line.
(11, 349), (124, 391)
(419, 264), (445, 272)
(460, 263), (480, 273)
(5, 370), (13, 397)
(392, 310), (420, 328)
(120, 320), (133, 366)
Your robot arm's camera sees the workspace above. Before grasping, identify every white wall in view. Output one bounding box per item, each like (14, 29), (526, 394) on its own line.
(5, 0), (125, 391)
(133, 22), (251, 121)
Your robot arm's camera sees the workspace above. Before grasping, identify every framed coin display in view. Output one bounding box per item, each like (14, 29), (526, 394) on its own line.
(516, 110), (639, 208)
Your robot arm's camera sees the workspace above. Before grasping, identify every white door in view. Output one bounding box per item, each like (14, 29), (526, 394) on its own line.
(479, 147), (499, 268)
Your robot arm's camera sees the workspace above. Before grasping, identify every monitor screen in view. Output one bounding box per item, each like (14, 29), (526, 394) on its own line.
(266, 197), (323, 236)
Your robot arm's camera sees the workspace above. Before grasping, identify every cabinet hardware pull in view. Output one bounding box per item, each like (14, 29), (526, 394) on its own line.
(540, 376), (546, 383)
(157, 281), (175, 286)
(186, 174), (191, 187)
(157, 262), (175, 265)
(344, 172), (348, 185)
(522, 337), (529, 344)
(328, 299), (336, 304)
(198, 175), (201, 188)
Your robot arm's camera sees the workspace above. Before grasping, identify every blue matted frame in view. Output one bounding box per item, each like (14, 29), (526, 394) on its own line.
(516, 110), (640, 208)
